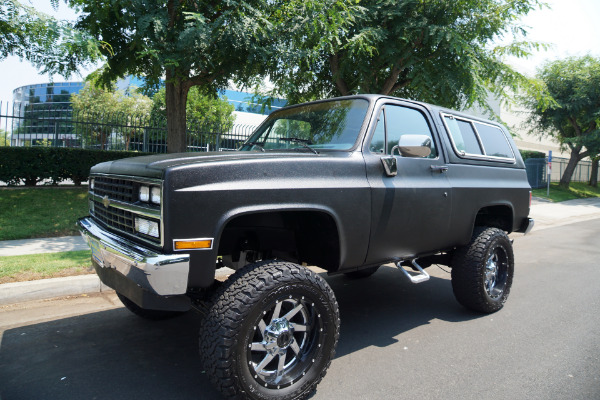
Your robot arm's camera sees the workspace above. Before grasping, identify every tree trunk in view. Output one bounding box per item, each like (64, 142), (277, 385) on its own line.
(590, 157), (599, 187)
(165, 69), (190, 153)
(559, 148), (584, 188)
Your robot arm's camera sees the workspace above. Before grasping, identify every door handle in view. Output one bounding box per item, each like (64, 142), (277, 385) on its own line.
(381, 156), (397, 177)
(430, 165), (449, 173)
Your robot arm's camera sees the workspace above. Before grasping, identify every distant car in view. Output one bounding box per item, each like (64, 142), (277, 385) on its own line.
(79, 94), (533, 399)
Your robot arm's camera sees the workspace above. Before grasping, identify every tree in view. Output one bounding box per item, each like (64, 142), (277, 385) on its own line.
(150, 87), (235, 129)
(265, 0), (544, 112)
(71, 80), (152, 150)
(522, 56), (600, 188)
(0, 0), (100, 76)
(590, 157), (599, 188)
(69, 0), (275, 153)
(0, 128), (9, 146)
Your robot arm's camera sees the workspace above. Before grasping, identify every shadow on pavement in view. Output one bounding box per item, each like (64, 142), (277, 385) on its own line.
(0, 266), (480, 400)
(326, 266), (480, 358)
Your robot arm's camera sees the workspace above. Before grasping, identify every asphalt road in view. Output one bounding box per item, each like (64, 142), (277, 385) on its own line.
(1, 219), (599, 400)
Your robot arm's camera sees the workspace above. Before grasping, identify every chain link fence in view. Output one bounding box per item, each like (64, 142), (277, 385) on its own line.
(0, 101), (257, 152)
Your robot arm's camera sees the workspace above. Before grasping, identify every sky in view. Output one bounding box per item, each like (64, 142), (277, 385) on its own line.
(1, 0), (600, 104)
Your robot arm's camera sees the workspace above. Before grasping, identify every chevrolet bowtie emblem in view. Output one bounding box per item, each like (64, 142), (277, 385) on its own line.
(102, 195), (111, 208)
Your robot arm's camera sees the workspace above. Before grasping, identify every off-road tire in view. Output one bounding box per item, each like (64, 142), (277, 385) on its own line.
(451, 227), (514, 313)
(344, 265), (380, 279)
(116, 292), (185, 320)
(199, 260), (340, 400)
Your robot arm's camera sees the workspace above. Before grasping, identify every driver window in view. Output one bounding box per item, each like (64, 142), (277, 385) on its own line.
(385, 105), (437, 158)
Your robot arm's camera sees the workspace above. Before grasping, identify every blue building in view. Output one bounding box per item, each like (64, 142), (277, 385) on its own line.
(10, 79), (285, 146)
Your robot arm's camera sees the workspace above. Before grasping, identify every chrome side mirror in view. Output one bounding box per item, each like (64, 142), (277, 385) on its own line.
(394, 134), (432, 158)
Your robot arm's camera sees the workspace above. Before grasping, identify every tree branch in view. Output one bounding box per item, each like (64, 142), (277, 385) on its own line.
(329, 53), (351, 96)
(379, 63), (403, 95)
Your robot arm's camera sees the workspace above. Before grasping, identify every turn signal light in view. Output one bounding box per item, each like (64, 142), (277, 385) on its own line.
(174, 239), (213, 251)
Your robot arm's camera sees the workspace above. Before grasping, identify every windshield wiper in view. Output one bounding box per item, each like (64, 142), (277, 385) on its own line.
(279, 137), (319, 155)
(245, 142), (265, 152)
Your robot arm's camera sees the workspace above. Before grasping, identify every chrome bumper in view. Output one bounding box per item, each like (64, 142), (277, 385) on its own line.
(77, 217), (190, 296)
(522, 218), (535, 235)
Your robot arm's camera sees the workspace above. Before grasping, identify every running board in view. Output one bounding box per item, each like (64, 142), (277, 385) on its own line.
(395, 259), (430, 284)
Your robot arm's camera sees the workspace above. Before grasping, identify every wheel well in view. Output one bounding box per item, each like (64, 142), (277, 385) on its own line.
(474, 205), (513, 232)
(217, 211), (340, 271)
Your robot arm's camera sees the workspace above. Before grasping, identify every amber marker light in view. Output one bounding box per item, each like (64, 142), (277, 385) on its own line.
(173, 239), (213, 251)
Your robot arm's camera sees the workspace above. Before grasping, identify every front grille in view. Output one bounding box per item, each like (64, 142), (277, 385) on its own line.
(90, 175), (161, 245)
(92, 200), (136, 234)
(94, 177), (136, 202)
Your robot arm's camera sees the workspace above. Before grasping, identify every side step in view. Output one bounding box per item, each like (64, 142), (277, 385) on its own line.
(395, 259), (430, 284)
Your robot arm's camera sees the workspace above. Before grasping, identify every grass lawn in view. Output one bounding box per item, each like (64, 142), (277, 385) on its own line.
(533, 182), (600, 202)
(0, 187), (89, 240)
(0, 250), (93, 284)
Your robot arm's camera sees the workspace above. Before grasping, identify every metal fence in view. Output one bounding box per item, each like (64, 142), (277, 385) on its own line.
(524, 157), (594, 188)
(0, 101), (257, 152)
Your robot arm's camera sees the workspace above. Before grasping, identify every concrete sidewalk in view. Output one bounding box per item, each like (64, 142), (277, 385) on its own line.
(0, 235), (89, 257)
(1, 197), (600, 305)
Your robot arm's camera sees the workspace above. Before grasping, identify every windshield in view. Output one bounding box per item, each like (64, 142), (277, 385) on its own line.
(239, 99), (369, 152)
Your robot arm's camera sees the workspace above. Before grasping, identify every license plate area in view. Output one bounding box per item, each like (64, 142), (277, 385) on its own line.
(89, 238), (105, 267)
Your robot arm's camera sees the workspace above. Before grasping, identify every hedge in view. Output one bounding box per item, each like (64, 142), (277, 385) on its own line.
(0, 147), (151, 186)
(519, 150), (546, 161)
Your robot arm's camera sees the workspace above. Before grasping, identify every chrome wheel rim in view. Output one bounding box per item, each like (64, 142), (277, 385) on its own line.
(484, 246), (508, 299)
(247, 295), (322, 389)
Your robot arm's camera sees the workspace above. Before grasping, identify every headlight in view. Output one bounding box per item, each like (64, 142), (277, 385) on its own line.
(139, 185), (150, 202)
(89, 178), (95, 191)
(150, 187), (161, 205)
(135, 217), (160, 238)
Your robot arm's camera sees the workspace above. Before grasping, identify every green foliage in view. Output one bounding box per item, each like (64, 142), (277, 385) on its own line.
(519, 150), (546, 160)
(68, 0), (271, 151)
(0, 0), (100, 76)
(0, 187), (89, 240)
(0, 129), (9, 146)
(532, 182), (600, 202)
(71, 80), (153, 150)
(150, 87), (235, 129)
(265, 0), (545, 113)
(522, 56), (600, 186)
(524, 56), (600, 151)
(0, 147), (150, 186)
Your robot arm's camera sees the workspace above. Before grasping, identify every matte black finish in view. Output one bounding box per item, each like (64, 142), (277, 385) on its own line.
(85, 94), (532, 291)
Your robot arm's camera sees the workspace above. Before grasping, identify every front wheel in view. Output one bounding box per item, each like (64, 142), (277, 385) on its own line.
(451, 227), (514, 313)
(199, 260), (340, 400)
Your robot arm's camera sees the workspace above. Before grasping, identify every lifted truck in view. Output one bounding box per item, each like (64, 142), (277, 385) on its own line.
(78, 94), (534, 400)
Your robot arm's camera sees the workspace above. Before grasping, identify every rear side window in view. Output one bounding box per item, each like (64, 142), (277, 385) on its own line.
(442, 114), (514, 162)
(474, 122), (514, 159)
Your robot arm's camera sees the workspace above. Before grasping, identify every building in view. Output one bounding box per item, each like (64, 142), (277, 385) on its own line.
(11, 81), (85, 146)
(9, 79), (285, 147)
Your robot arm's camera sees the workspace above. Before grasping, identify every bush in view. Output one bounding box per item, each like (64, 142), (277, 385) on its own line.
(0, 147), (151, 186)
(519, 150), (546, 161)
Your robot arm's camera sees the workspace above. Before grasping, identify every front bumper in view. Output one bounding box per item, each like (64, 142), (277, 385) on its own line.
(78, 217), (191, 309)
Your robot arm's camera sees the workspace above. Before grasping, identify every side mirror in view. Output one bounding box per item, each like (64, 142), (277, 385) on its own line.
(392, 135), (432, 158)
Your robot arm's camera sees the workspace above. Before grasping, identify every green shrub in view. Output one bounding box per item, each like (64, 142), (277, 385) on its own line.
(519, 150), (546, 160)
(0, 147), (151, 186)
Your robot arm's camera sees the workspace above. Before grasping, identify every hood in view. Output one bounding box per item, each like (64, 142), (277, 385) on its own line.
(90, 151), (321, 179)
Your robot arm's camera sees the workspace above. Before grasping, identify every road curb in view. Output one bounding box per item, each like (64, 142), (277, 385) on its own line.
(0, 275), (112, 306)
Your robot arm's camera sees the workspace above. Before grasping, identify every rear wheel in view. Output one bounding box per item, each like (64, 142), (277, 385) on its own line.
(116, 292), (184, 320)
(451, 227), (514, 313)
(200, 260), (340, 400)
